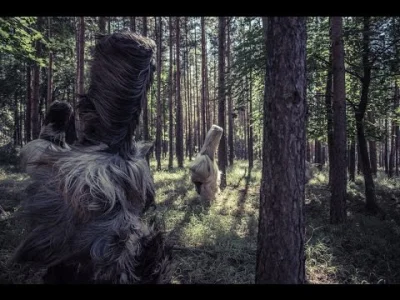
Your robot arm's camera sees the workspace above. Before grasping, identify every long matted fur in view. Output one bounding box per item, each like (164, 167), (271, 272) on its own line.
(189, 125), (223, 203)
(19, 100), (74, 174)
(12, 32), (172, 284)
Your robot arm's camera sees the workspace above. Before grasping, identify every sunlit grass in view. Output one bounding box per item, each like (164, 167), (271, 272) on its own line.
(1, 160), (400, 283)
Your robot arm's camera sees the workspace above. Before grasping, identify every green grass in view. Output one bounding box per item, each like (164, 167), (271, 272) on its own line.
(1, 160), (400, 284)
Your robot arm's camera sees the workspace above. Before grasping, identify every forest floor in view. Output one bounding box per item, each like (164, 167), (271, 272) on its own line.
(1, 159), (400, 284)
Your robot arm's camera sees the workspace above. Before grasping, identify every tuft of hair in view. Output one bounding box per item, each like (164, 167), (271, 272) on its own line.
(19, 101), (74, 174)
(76, 32), (156, 157)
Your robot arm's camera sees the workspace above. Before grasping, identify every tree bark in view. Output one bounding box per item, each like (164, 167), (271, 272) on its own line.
(31, 18), (42, 140)
(217, 17), (227, 188)
(168, 17), (174, 169)
(175, 17), (184, 168)
(99, 17), (106, 34)
(256, 17), (306, 284)
(25, 64), (32, 143)
(201, 17), (208, 144)
(325, 51), (333, 184)
(47, 17), (53, 111)
(330, 17), (347, 224)
(227, 20), (234, 166)
(355, 16), (381, 214)
(368, 112), (378, 176)
(155, 17), (163, 170)
(349, 137), (356, 182)
(130, 17), (136, 32)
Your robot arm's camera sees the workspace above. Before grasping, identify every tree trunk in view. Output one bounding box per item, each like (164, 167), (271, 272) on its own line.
(25, 64), (32, 143)
(99, 17), (106, 34)
(31, 18), (42, 140)
(13, 91), (19, 146)
(47, 17), (53, 111)
(368, 112), (378, 176)
(227, 20), (234, 166)
(201, 17), (208, 144)
(356, 16), (381, 214)
(349, 136), (356, 182)
(248, 72), (254, 170)
(175, 17), (184, 168)
(389, 83), (398, 178)
(256, 17), (306, 284)
(330, 16), (347, 224)
(168, 17), (174, 169)
(130, 17), (136, 32)
(155, 17), (163, 170)
(385, 118), (389, 174)
(217, 17), (227, 188)
(325, 51), (333, 184)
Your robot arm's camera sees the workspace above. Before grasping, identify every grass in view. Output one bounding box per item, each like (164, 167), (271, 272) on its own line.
(1, 159), (400, 283)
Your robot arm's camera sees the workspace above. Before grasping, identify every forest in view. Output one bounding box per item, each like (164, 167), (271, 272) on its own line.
(0, 16), (400, 284)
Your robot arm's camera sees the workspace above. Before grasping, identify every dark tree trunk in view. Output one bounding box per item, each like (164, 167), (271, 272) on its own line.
(349, 137), (356, 182)
(31, 18), (42, 140)
(175, 17), (184, 168)
(13, 91), (19, 146)
(47, 17), (53, 110)
(368, 112), (378, 176)
(99, 17), (106, 34)
(227, 20), (234, 166)
(306, 141), (311, 162)
(26, 64), (32, 143)
(248, 73), (254, 170)
(201, 17), (208, 144)
(130, 17), (136, 32)
(168, 17), (174, 170)
(355, 16), (381, 214)
(217, 17), (227, 188)
(385, 118), (389, 174)
(155, 17), (163, 170)
(325, 51), (333, 184)
(330, 17), (347, 224)
(389, 84), (398, 178)
(256, 17), (306, 284)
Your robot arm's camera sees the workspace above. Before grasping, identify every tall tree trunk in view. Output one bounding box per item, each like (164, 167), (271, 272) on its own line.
(349, 137), (356, 182)
(155, 16), (163, 170)
(330, 16), (347, 224)
(201, 17), (208, 143)
(25, 63), (32, 143)
(76, 17), (85, 142)
(389, 83), (398, 178)
(218, 17), (227, 188)
(306, 141), (311, 162)
(46, 17), (53, 111)
(356, 16), (381, 214)
(175, 17), (184, 168)
(248, 70), (254, 169)
(325, 51), (333, 184)
(385, 118), (389, 174)
(130, 17), (136, 32)
(168, 17), (174, 170)
(368, 111), (378, 176)
(184, 17), (193, 161)
(227, 19), (234, 166)
(13, 91), (19, 146)
(256, 17), (306, 284)
(31, 18), (42, 140)
(99, 17), (106, 34)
